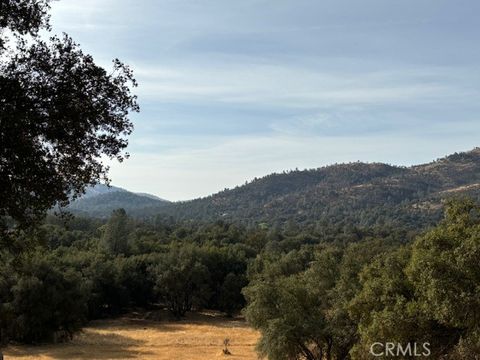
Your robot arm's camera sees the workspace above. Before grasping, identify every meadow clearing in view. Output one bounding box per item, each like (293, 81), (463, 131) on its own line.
(3, 311), (260, 360)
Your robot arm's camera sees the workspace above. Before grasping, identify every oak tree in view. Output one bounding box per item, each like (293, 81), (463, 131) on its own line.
(0, 0), (138, 242)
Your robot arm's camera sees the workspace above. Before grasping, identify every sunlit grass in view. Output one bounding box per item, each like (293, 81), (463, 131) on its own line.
(4, 311), (260, 360)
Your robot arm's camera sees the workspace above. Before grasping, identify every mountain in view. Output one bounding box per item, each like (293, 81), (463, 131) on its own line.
(157, 148), (480, 229)
(68, 185), (170, 218)
(134, 192), (168, 201)
(80, 184), (127, 199)
(69, 148), (480, 229)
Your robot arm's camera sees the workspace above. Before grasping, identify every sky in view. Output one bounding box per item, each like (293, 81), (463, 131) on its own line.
(49, 0), (480, 201)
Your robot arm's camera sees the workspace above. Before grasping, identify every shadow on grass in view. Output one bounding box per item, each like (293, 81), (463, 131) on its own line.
(124, 309), (251, 331)
(181, 311), (251, 329)
(88, 311), (185, 333)
(3, 310), (255, 359)
(4, 331), (151, 359)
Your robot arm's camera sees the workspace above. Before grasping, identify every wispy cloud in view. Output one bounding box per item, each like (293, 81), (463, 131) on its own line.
(108, 128), (480, 201)
(49, 0), (480, 200)
(135, 63), (472, 108)
(49, 0), (115, 30)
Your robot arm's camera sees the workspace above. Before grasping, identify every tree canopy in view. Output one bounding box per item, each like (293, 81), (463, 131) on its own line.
(243, 199), (480, 359)
(0, 0), (138, 240)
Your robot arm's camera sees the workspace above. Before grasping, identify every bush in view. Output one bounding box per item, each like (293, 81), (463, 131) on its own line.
(0, 252), (88, 343)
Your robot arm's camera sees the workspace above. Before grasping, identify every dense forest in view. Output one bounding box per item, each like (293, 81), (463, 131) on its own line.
(2, 199), (480, 359)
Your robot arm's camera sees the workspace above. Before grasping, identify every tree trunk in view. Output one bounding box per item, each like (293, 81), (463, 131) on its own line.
(299, 343), (317, 360)
(325, 337), (333, 360)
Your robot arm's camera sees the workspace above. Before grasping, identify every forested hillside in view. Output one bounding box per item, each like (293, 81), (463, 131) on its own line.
(69, 186), (170, 218)
(158, 148), (480, 229)
(69, 149), (480, 228)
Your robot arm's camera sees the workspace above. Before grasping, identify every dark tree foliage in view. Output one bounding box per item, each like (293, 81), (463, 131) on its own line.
(243, 199), (480, 359)
(101, 209), (131, 255)
(0, 0), (51, 44)
(0, 0), (138, 240)
(150, 246), (212, 319)
(0, 251), (87, 344)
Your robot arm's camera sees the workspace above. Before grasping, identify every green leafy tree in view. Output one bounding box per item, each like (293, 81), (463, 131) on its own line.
(150, 247), (211, 318)
(0, 0), (138, 241)
(244, 246), (343, 360)
(318, 239), (395, 359)
(82, 255), (128, 318)
(349, 200), (480, 359)
(101, 209), (132, 255)
(218, 272), (248, 317)
(349, 247), (439, 359)
(247, 274), (327, 360)
(407, 199), (480, 357)
(1, 252), (88, 343)
(245, 238), (410, 360)
(53, 246), (130, 319)
(115, 255), (157, 307)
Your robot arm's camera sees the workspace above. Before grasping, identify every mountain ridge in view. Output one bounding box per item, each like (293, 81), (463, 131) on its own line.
(69, 185), (170, 218)
(155, 148), (480, 229)
(70, 148), (480, 229)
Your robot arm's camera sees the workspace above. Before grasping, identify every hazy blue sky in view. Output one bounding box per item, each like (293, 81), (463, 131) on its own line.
(50, 0), (480, 200)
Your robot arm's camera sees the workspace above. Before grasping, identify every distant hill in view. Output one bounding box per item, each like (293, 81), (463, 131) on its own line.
(69, 149), (480, 229)
(134, 192), (168, 202)
(157, 148), (480, 229)
(69, 185), (170, 218)
(80, 184), (127, 199)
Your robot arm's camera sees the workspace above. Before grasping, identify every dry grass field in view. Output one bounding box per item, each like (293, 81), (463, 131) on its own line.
(3, 311), (261, 360)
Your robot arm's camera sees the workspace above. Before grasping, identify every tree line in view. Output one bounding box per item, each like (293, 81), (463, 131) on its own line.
(2, 199), (480, 359)
(0, 214), (256, 343)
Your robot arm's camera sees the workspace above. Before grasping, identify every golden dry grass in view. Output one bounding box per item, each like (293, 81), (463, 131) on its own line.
(3, 311), (261, 360)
